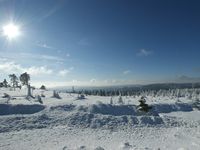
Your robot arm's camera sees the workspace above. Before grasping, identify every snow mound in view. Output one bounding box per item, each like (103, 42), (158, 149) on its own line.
(0, 113), (51, 132)
(50, 104), (76, 111)
(66, 104), (163, 128)
(67, 112), (164, 128)
(0, 104), (45, 115)
(1, 103), (196, 132)
(77, 103), (158, 116)
(152, 103), (193, 113)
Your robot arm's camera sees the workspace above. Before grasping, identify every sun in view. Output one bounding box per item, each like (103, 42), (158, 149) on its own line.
(2, 23), (20, 40)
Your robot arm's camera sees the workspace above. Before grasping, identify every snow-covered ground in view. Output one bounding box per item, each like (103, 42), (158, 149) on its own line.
(0, 88), (200, 150)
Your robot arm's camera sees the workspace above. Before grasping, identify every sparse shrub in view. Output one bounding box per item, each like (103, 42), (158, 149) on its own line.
(41, 93), (45, 97)
(77, 94), (85, 100)
(176, 98), (181, 103)
(40, 91), (45, 97)
(110, 97), (113, 105)
(2, 93), (11, 104)
(37, 95), (43, 104)
(192, 98), (200, 110)
(52, 90), (61, 99)
(2, 93), (10, 98)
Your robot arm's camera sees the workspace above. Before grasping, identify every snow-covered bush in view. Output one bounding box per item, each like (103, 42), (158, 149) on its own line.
(52, 90), (61, 99)
(2, 93), (11, 104)
(40, 85), (46, 90)
(40, 91), (45, 97)
(37, 95), (43, 104)
(118, 95), (124, 105)
(2, 93), (10, 98)
(77, 94), (86, 100)
(110, 97), (113, 104)
(192, 98), (200, 110)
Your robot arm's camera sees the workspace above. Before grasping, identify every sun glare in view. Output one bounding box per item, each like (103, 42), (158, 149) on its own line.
(2, 23), (20, 40)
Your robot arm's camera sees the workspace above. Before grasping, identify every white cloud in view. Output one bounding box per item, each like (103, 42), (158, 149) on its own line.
(0, 61), (22, 73)
(123, 70), (131, 75)
(0, 61), (53, 76)
(103, 80), (108, 83)
(58, 69), (70, 76)
(111, 79), (117, 83)
(26, 66), (53, 75)
(31, 78), (158, 88)
(36, 42), (55, 49)
(19, 53), (64, 62)
(137, 49), (152, 56)
(41, 55), (64, 61)
(72, 80), (78, 83)
(36, 42), (69, 58)
(58, 67), (74, 77)
(90, 79), (97, 83)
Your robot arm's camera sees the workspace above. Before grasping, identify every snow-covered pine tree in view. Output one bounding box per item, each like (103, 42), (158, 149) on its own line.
(137, 96), (152, 112)
(118, 95), (124, 105)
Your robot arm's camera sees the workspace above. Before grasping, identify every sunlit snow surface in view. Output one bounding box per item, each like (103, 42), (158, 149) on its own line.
(0, 88), (200, 150)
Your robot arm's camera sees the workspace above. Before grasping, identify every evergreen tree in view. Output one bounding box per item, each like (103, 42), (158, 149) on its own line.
(20, 72), (30, 86)
(3, 79), (8, 87)
(118, 95), (124, 105)
(137, 96), (152, 112)
(9, 74), (18, 90)
(40, 85), (46, 90)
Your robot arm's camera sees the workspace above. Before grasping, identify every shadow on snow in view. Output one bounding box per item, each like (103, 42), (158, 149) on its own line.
(0, 104), (45, 115)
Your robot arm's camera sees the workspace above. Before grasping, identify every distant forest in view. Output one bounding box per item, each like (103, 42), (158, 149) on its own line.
(69, 83), (200, 97)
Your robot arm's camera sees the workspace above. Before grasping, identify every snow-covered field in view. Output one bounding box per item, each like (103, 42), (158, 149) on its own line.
(0, 88), (200, 150)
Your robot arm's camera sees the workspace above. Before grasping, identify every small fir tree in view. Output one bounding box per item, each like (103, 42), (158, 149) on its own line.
(137, 96), (152, 112)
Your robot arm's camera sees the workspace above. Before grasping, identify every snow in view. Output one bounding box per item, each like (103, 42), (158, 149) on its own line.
(0, 87), (200, 150)
(0, 104), (45, 115)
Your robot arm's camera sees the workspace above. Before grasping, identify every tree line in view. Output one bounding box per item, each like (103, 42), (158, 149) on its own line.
(0, 72), (30, 90)
(73, 87), (200, 99)
(0, 72), (46, 91)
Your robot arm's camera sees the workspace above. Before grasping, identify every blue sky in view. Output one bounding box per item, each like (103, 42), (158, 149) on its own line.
(0, 0), (200, 87)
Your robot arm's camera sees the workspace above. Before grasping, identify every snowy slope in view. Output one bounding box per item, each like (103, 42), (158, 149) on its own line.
(0, 88), (200, 150)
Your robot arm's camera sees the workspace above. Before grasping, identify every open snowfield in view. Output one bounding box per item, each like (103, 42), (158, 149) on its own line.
(0, 88), (200, 150)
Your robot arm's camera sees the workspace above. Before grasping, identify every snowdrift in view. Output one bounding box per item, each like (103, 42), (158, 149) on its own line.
(50, 104), (76, 111)
(0, 114), (52, 133)
(78, 103), (158, 116)
(152, 103), (193, 113)
(67, 112), (164, 129)
(0, 104), (45, 115)
(0, 102), (196, 132)
(66, 103), (164, 128)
